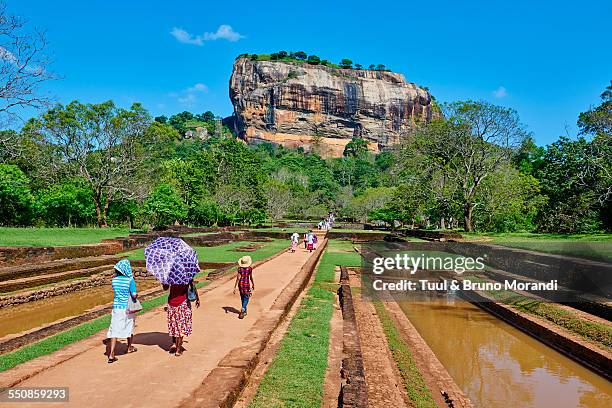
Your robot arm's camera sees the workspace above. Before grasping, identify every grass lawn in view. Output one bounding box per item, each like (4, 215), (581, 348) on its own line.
(0, 227), (140, 247)
(181, 231), (244, 237)
(120, 239), (288, 263)
(249, 243), (361, 408)
(467, 233), (612, 263)
(251, 227), (310, 233)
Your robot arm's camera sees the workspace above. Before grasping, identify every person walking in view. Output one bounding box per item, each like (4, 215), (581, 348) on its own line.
(164, 279), (198, 356)
(306, 230), (314, 253)
(290, 232), (299, 253)
(107, 259), (138, 363)
(233, 256), (255, 319)
(312, 232), (318, 250)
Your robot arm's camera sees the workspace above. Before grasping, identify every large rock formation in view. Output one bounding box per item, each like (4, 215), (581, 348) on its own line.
(227, 57), (436, 157)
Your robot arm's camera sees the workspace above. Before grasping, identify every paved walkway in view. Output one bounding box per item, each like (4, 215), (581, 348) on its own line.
(3, 244), (316, 407)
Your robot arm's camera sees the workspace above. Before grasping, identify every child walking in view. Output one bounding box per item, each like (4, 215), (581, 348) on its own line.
(233, 256), (255, 319)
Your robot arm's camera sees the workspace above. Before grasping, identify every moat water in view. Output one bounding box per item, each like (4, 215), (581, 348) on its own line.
(399, 295), (612, 408)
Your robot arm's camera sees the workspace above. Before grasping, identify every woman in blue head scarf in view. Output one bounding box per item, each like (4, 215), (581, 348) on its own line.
(106, 259), (138, 363)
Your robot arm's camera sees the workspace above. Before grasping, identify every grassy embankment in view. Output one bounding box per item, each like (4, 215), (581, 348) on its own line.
(465, 275), (612, 351)
(248, 240), (361, 407)
(0, 241), (288, 373)
(372, 300), (437, 408)
(0, 227), (139, 247)
(464, 232), (612, 263)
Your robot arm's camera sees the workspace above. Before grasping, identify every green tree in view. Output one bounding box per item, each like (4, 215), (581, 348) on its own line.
(263, 179), (292, 220)
(294, 51), (307, 60)
(339, 58), (353, 68)
(578, 80), (611, 137)
(536, 136), (608, 232)
(28, 100), (152, 227)
(343, 137), (369, 157)
(142, 184), (187, 228)
(37, 180), (95, 226)
(0, 164), (34, 226)
(474, 166), (545, 232)
(307, 55), (321, 65)
(408, 101), (528, 231)
(168, 111), (195, 135)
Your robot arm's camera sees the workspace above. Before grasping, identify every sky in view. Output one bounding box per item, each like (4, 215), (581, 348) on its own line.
(7, 0), (612, 145)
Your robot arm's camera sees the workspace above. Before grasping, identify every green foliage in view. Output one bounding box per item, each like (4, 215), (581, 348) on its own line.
(142, 183), (187, 228)
(343, 137), (369, 157)
(339, 58), (353, 68)
(306, 54), (321, 65)
(294, 51), (307, 60)
(36, 181), (95, 226)
(242, 52), (386, 72)
(578, 80), (611, 137)
(0, 164), (34, 226)
(536, 136), (606, 233)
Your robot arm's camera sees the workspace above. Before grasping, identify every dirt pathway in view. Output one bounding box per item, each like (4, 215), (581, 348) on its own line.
(2, 245), (315, 408)
(349, 273), (410, 408)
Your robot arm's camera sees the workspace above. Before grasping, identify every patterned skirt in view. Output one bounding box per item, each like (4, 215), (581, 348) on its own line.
(167, 300), (192, 337)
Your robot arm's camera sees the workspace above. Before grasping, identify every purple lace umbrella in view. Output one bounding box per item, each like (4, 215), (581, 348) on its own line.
(144, 237), (200, 285)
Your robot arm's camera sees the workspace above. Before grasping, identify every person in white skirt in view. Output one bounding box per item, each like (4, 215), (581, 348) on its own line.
(106, 259), (138, 363)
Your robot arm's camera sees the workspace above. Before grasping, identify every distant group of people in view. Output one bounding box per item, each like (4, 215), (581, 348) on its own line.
(318, 212), (335, 231)
(289, 228), (320, 254)
(105, 254), (255, 362)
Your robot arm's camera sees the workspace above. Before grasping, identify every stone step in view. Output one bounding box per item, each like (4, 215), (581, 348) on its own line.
(0, 255), (121, 283)
(0, 264), (116, 293)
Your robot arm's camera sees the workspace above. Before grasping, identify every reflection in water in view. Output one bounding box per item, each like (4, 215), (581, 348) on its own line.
(0, 279), (159, 338)
(399, 296), (612, 408)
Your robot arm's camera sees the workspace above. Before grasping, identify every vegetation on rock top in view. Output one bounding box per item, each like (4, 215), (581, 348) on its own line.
(237, 50), (391, 71)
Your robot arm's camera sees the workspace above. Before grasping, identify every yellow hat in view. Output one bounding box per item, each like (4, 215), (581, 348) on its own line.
(238, 256), (253, 268)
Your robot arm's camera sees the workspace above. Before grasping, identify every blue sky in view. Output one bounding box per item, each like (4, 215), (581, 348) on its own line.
(8, 0), (612, 145)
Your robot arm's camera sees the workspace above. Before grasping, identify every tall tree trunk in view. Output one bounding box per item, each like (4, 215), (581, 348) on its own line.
(101, 191), (110, 228)
(440, 217), (446, 230)
(464, 202), (474, 232)
(94, 195), (104, 228)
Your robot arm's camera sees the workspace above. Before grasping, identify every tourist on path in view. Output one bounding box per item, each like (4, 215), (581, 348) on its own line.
(163, 279), (199, 356)
(290, 232), (300, 252)
(306, 230), (315, 253)
(106, 259), (138, 364)
(233, 256), (255, 319)
(313, 232), (318, 250)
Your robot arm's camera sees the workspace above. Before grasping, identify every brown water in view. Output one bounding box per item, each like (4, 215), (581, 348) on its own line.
(0, 280), (159, 338)
(399, 296), (612, 408)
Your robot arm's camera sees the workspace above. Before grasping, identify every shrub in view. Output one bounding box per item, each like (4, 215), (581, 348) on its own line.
(142, 184), (187, 228)
(0, 164), (34, 226)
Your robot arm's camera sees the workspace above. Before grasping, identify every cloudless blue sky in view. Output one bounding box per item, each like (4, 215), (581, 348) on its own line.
(8, 0), (612, 145)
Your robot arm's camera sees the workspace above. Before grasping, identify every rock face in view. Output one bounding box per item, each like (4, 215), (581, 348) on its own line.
(228, 57), (436, 157)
